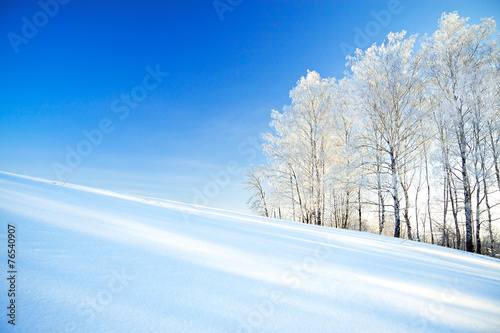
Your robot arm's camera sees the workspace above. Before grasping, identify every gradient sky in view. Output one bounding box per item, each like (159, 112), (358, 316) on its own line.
(1, 0), (499, 213)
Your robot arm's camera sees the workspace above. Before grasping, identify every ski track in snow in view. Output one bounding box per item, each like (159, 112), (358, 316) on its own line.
(0, 171), (499, 332)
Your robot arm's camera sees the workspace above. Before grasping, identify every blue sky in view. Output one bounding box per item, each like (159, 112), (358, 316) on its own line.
(1, 0), (499, 213)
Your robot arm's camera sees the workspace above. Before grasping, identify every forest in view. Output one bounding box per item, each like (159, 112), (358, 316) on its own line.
(245, 12), (500, 255)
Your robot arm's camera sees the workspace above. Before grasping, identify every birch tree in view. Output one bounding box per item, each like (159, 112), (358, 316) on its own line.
(348, 31), (425, 238)
(422, 12), (497, 252)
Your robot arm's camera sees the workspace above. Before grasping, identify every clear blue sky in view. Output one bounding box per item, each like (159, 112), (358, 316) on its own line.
(1, 0), (499, 213)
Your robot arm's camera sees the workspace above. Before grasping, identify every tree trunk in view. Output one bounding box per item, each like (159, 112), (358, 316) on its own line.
(489, 122), (500, 191)
(390, 146), (401, 238)
(481, 139), (495, 254)
(290, 175), (296, 222)
(449, 178), (461, 250)
(290, 167), (305, 223)
(379, 188), (385, 235)
(424, 142), (434, 244)
(482, 176), (494, 255)
(377, 160), (385, 235)
(442, 174), (448, 247)
(358, 188), (362, 231)
(415, 189), (420, 242)
(401, 182), (412, 240)
(457, 103), (474, 252)
(344, 191), (350, 229)
(475, 180), (481, 254)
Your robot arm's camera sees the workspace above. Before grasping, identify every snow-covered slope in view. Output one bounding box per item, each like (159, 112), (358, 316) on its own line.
(1, 171), (499, 333)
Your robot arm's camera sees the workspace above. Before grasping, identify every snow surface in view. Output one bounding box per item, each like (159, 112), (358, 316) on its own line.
(0, 171), (499, 333)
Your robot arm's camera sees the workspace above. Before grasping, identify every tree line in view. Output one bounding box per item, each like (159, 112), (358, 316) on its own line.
(245, 12), (500, 255)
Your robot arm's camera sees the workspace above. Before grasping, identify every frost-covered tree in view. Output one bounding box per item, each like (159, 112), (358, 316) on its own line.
(263, 71), (337, 226)
(348, 31), (425, 239)
(244, 165), (270, 217)
(245, 12), (500, 255)
(421, 12), (498, 252)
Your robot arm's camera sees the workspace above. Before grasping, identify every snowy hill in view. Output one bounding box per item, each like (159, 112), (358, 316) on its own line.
(1, 171), (499, 333)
